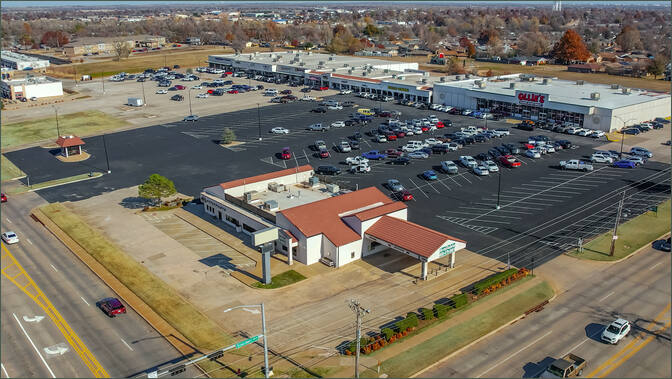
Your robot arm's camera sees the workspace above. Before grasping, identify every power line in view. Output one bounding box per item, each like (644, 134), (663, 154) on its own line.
(348, 300), (370, 379)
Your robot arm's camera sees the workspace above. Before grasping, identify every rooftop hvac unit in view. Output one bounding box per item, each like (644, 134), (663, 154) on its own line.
(509, 82), (516, 89)
(622, 88), (632, 94)
(244, 191), (259, 203)
(611, 84), (620, 89)
(326, 183), (340, 193)
(362, 71), (367, 76)
(576, 80), (585, 85)
(299, 62), (305, 66)
(477, 81), (486, 88)
(308, 176), (319, 187)
(542, 78), (551, 85)
(329, 56), (335, 61)
(384, 69), (389, 73)
(332, 68), (337, 72)
(590, 92), (600, 100)
(421, 78), (428, 84)
(440, 76), (446, 82)
(392, 74), (397, 78)
(423, 72), (430, 77)
(343, 63), (349, 67)
(318, 61), (325, 65)
(455, 75), (461, 80)
(268, 182), (286, 192)
(262, 200), (279, 211)
(348, 69), (353, 74)
(465, 74), (471, 79)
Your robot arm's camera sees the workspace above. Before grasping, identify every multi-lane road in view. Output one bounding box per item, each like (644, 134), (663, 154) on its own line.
(421, 244), (671, 378)
(0, 190), (201, 378)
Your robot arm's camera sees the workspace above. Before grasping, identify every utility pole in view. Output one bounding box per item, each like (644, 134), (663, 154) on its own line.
(348, 300), (370, 379)
(101, 72), (105, 93)
(54, 106), (61, 137)
(257, 103), (262, 140)
(609, 191), (626, 256)
(188, 88), (193, 116)
(496, 170), (502, 210)
(141, 80), (147, 106)
(102, 134), (111, 174)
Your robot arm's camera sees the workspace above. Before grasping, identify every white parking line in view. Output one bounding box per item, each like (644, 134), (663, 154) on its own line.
(473, 202), (545, 210)
(598, 291), (615, 303)
(49, 264), (58, 272)
(477, 331), (553, 378)
(120, 338), (134, 351)
(12, 313), (55, 378)
(1, 362), (9, 378)
(452, 210), (520, 219)
(80, 296), (90, 306)
(649, 262), (663, 271)
(26, 239), (33, 245)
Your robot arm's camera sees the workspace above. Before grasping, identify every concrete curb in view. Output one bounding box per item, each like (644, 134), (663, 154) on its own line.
(31, 207), (210, 377)
(565, 232), (671, 264)
(27, 173), (104, 192)
(411, 278), (557, 378)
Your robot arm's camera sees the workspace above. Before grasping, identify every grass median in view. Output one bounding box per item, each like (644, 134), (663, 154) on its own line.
(1, 155), (25, 181)
(253, 270), (306, 289)
(1, 110), (128, 149)
(367, 280), (554, 378)
(568, 199), (670, 261)
(39, 202), (233, 351)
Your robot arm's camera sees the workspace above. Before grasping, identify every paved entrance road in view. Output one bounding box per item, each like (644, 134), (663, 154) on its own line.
(421, 246), (670, 378)
(0, 191), (202, 378)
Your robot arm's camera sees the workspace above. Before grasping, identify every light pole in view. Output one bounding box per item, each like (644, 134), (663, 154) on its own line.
(188, 88), (193, 116)
(257, 103), (262, 140)
(223, 304), (270, 379)
(101, 71), (105, 93)
(613, 116), (636, 156)
(102, 134), (111, 174)
(53, 106), (61, 137)
(496, 170), (502, 210)
(141, 80), (147, 106)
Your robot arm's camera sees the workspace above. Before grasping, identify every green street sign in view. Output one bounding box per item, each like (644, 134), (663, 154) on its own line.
(235, 335), (259, 349)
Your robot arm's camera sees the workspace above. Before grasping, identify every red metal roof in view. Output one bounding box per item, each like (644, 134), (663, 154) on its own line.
(365, 216), (466, 258)
(353, 202), (407, 221)
(282, 229), (297, 242)
(279, 187), (395, 246)
(56, 135), (85, 148)
(331, 73), (382, 83)
(220, 165), (313, 190)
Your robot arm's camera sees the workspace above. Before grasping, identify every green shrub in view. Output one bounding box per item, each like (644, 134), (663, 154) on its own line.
(382, 328), (395, 341)
(421, 308), (434, 321)
(450, 293), (469, 309)
(395, 319), (408, 332)
(434, 303), (448, 319)
(348, 337), (369, 353)
(473, 268), (518, 294)
(406, 312), (419, 328)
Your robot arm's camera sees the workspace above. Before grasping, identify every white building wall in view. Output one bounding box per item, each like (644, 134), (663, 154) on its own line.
(609, 97), (671, 131)
(202, 195), (269, 235)
(224, 170), (314, 197)
(321, 236), (338, 266)
(24, 81), (63, 98)
(305, 234), (323, 265)
(336, 239), (363, 266)
(275, 212), (306, 263)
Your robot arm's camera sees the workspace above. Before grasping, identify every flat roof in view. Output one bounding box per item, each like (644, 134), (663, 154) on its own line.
(219, 164), (313, 190)
(1, 51), (49, 64)
(435, 74), (670, 109)
(2, 76), (60, 85)
(249, 183), (333, 214)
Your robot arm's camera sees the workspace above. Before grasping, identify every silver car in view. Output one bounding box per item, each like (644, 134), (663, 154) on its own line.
(387, 179), (404, 192)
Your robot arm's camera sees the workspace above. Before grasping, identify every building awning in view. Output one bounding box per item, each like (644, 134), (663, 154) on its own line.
(365, 216), (466, 262)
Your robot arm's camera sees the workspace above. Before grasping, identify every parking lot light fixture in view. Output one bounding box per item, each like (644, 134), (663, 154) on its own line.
(496, 170), (502, 210)
(53, 106), (60, 138)
(188, 88), (193, 116)
(257, 103), (262, 141)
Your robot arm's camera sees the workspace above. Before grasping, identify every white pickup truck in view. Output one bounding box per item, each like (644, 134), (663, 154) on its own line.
(559, 159), (594, 171)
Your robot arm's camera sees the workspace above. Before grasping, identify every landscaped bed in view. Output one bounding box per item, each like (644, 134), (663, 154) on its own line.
(253, 269), (307, 289)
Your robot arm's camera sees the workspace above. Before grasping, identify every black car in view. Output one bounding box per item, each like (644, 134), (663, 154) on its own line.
(651, 122), (664, 129)
(316, 165), (341, 175)
(555, 140), (572, 149)
(342, 101), (355, 107)
(654, 117), (670, 124)
(170, 94), (184, 101)
(352, 132), (363, 140)
(622, 128), (640, 135)
(350, 140), (360, 150)
(281, 89), (292, 95)
(173, 64), (180, 69)
(452, 138), (467, 146)
(502, 143), (519, 154)
(390, 157), (411, 165)
(432, 144), (451, 154)
(301, 87), (312, 93)
(345, 120), (360, 126)
(518, 123), (535, 131)
(256, 85), (264, 90)
(312, 107), (327, 113)
(487, 148), (502, 158)
(634, 125), (649, 133)
(476, 152), (490, 161)
(137, 77), (146, 82)
(224, 80), (233, 85)
(474, 134), (487, 143)
(496, 146), (511, 155)
(463, 136), (476, 145)
(441, 119), (453, 127)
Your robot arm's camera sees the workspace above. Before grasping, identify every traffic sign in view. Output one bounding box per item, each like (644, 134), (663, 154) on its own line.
(235, 335), (260, 349)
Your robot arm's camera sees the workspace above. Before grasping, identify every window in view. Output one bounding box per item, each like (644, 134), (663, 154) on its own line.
(351, 252), (355, 259)
(281, 245), (287, 252)
(243, 223), (255, 233)
(370, 241), (380, 250)
(225, 215), (240, 226)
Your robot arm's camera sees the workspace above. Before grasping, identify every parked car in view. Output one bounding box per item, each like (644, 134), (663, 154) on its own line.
(331, 121), (346, 128)
(407, 151), (429, 159)
(270, 127), (289, 134)
(393, 190), (414, 202)
(613, 160), (636, 169)
(389, 157), (411, 165)
(98, 297), (127, 317)
(1, 193), (6, 203)
(622, 128), (640, 135)
(183, 115), (199, 122)
(315, 165), (341, 175)
(318, 147), (330, 158)
(362, 150), (386, 160)
(440, 161), (459, 174)
(629, 147), (653, 158)
(601, 318), (631, 344)
(499, 155), (521, 168)
(308, 123), (328, 131)
(483, 160), (499, 173)
(314, 140), (327, 150)
(422, 170), (438, 180)
(170, 94), (184, 101)
(1, 231), (19, 244)
(590, 153), (613, 164)
(338, 141), (352, 153)
(156, 89), (168, 94)
(459, 155), (477, 168)
(387, 179), (404, 192)
(472, 165), (490, 176)
(525, 149), (541, 159)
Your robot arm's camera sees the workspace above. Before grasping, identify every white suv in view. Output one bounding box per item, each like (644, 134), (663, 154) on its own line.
(459, 155), (477, 168)
(591, 153), (613, 163)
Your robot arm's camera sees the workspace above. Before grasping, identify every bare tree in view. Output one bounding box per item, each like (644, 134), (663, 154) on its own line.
(112, 40), (131, 60)
(517, 32), (550, 57)
(615, 25), (643, 52)
(230, 27), (247, 53)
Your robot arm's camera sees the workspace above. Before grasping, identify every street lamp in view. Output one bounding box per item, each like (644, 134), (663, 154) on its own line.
(102, 134), (111, 174)
(223, 304), (270, 379)
(188, 88), (193, 116)
(612, 115), (637, 156)
(257, 103), (262, 141)
(496, 169), (502, 210)
(53, 106), (61, 137)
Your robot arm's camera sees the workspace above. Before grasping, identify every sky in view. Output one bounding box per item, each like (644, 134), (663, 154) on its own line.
(2, 1), (670, 8)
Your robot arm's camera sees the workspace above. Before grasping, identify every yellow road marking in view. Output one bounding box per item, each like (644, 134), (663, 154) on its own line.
(586, 302), (671, 378)
(1, 243), (109, 378)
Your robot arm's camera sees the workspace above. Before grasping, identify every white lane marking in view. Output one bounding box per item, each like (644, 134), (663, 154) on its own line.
(80, 296), (90, 306)
(26, 239), (33, 245)
(120, 338), (134, 351)
(5, 218), (12, 224)
(49, 264), (58, 272)
(562, 327), (605, 358)
(649, 262), (663, 271)
(12, 313), (56, 378)
(598, 291), (615, 303)
(1, 362), (10, 378)
(477, 330), (553, 378)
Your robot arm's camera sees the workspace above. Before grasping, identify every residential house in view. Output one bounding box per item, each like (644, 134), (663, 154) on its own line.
(567, 63), (605, 73)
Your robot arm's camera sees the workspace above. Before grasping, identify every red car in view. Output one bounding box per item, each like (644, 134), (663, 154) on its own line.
(318, 148), (330, 158)
(280, 147), (292, 160)
(384, 149), (403, 158)
(523, 143), (535, 150)
(435, 122), (445, 128)
(385, 133), (397, 141)
(499, 155), (522, 168)
(318, 86), (329, 91)
(1, 193), (6, 203)
(207, 89), (215, 94)
(228, 89), (239, 94)
(420, 126), (429, 132)
(98, 298), (126, 317)
(174, 85), (185, 90)
(225, 71), (233, 75)
(395, 131), (406, 138)
(394, 190), (413, 202)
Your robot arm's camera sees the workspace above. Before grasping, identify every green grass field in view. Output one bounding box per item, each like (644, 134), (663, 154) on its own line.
(6, 172), (103, 195)
(40, 202), (233, 350)
(1, 155), (25, 181)
(371, 281), (554, 378)
(253, 270), (307, 289)
(1, 110), (128, 149)
(568, 199), (670, 261)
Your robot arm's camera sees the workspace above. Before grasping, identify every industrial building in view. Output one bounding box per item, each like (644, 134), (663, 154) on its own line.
(62, 35), (166, 56)
(1, 76), (63, 100)
(1, 51), (50, 71)
(432, 74), (671, 131)
(200, 165), (466, 280)
(207, 51), (459, 104)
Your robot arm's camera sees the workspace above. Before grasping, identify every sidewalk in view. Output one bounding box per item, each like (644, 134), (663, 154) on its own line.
(328, 275), (546, 378)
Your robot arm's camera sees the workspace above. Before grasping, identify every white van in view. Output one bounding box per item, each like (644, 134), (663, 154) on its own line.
(401, 140), (426, 152)
(264, 89), (278, 96)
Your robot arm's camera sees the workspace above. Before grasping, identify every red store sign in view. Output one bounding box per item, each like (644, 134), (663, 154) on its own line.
(515, 91), (549, 107)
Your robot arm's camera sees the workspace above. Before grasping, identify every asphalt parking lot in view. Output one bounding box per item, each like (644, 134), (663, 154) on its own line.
(7, 87), (670, 267)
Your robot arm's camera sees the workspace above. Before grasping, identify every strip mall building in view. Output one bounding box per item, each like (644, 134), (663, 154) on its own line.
(201, 165), (466, 280)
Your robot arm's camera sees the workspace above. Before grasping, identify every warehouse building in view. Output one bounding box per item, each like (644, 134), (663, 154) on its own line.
(62, 35), (166, 56)
(207, 51), (457, 104)
(432, 74), (671, 131)
(1, 76), (63, 100)
(200, 165), (466, 280)
(1, 51), (50, 71)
